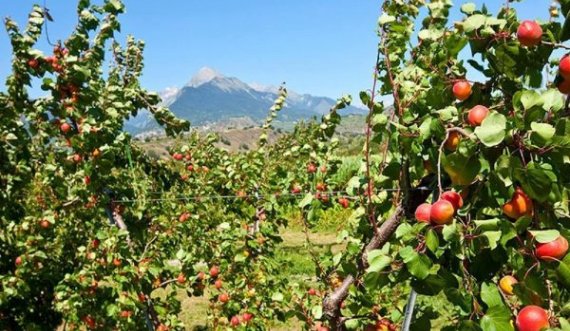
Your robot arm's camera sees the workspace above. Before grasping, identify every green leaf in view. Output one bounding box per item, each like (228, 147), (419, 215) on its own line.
(482, 231), (502, 250)
(378, 13), (396, 25)
(461, 3), (477, 15)
(366, 250), (392, 273)
(541, 89), (565, 112)
(474, 113), (507, 147)
(480, 282), (503, 307)
(271, 292), (284, 302)
(530, 122), (556, 145)
(515, 166), (553, 203)
(557, 255), (570, 289)
(299, 193), (313, 208)
(442, 223), (460, 242)
(520, 90), (542, 110)
(480, 283), (514, 331)
(529, 230), (560, 243)
(425, 229), (439, 253)
(463, 14), (487, 33)
(400, 247), (433, 280)
(480, 306), (514, 331)
(311, 305), (323, 319)
(443, 153), (482, 186)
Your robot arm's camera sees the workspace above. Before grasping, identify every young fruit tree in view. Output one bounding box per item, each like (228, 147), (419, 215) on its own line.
(291, 0), (570, 330)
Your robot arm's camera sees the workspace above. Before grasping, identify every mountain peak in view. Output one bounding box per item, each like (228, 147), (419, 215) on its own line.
(189, 67), (224, 87)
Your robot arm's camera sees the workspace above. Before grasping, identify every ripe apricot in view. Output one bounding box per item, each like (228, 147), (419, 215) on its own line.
(452, 80), (471, 101)
(503, 188), (533, 220)
(430, 200), (455, 225)
(560, 55), (570, 79)
(445, 131), (461, 151)
(517, 20), (543, 47)
(516, 305), (549, 331)
(558, 78), (570, 94)
(440, 191), (463, 212)
(467, 105), (489, 126)
(498, 275), (518, 295)
(414, 203), (432, 223)
(535, 236), (568, 261)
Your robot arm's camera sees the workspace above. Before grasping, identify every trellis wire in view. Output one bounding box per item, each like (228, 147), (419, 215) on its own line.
(112, 186), (436, 204)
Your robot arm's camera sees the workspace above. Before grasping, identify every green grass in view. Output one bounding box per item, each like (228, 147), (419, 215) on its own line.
(176, 207), (456, 330)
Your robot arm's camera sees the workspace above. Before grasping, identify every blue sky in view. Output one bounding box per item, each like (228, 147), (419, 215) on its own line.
(0, 1), (553, 101)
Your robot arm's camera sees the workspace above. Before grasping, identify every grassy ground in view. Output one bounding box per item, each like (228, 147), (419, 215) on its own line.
(178, 208), (348, 330)
(177, 207), (457, 330)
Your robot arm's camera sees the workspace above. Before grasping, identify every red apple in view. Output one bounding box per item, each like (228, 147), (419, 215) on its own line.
(230, 315), (240, 327)
(60, 122), (72, 134)
(441, 191), (463, 212)
(430, 200), (455, 225)
(560, 55), (570, 79)
(415, 203), (432, 223)
(156, 324), (169, 331)
(467, 105), (489, 126)
(445, 131), (461, 151)
(82, 315), (96, 329)
(119, 310), (132, 318)
(517, 20), (543, 47)
(452, 80), (472, 101)
(27, 58), (39, 69)
(291, 184), (302, 194)
(179, 212), (190, 222)
(40, 219), (50, 229)
(535, 236), (569, 261)
(307, 163), (317, 173)
(558, 78), (570, 94)
(219, 293), (229, 303)
(209, 265), (219, 278)
(242, 312), (253, 322)
(515, 305), (549, 331)
(338, 197), (350, 209)
(503, 188), (533, 220)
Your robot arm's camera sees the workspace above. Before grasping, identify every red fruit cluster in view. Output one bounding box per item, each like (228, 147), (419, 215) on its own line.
(291, 184), (302, 194)
(414, 191), (463, 225)
(230, 313), (253, 327)
(338, 197), (350, 209)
